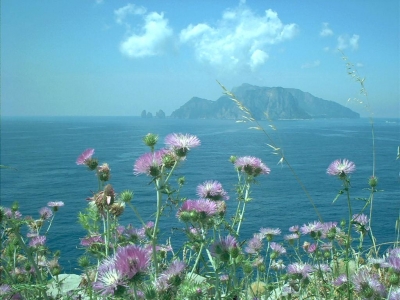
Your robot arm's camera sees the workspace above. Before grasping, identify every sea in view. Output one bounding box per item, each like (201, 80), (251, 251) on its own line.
(1, 116), (399, 274)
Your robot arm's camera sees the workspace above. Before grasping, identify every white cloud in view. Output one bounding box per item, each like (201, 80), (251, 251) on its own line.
(179, 6), (298, 72)
(116, 8), (173, 58)
(320, 23), (333, 37)
(249, 49), (269, 70)
(337, 34), (360, 51)
(114, 4), (146, 25)
(301, 60), (320, 69)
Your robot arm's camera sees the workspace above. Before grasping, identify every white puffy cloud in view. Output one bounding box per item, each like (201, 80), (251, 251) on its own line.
(116, 8), (173, 58)
(114, 4), (146, 25)
(320, 23), (333, 37)
(249, 49), (269, 70)
(179, 6), (298, 71)
(337, 34), (359, 51)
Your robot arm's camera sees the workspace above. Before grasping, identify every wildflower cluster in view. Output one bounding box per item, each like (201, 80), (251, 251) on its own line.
(1, 128), (399, 300)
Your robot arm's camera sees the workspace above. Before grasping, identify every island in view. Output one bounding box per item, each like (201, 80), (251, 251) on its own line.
(170, 84), (360, 120)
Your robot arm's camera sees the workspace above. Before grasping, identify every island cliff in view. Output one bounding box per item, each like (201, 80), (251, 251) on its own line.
(170, 84), (359, 120)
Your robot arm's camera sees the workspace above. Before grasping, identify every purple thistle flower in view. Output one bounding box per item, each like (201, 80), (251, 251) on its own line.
(156, 260), (186, 291)
(0, 284), (12, 296)
(270, 242), (286, 255)
(114, 245), (150, 279)
(300, 221), (323, 236)
(245, 234), (263, 254)
(289, 225), (299, 232)
(333, 274), (348, 286)
(352, 268), (386, 298)
(3, 207), (22, 219)
(29, 235), (46, 248)
(234, 156), (271, 177)
(47, 201), (64, 208)
(164, 133), (200, 157)
(133, 149), (167, 176)
(93, 258), (126, 296)
(284, 233), (300, 242)
(177, 199), (218, 221)
(327, 158), (356, 177)
(287, 263), (313, 279)
(259, 227), (281, 241)
(211, 235), (238, 258)
(80, 235), (104, 247)
(39, 207), (53, 220)
(307, 243), (317, 254)
(389, 287), (400, 300)
(352, 213), (370, 233)
(76, 148), (95, 165)
(196, 180), (229, 201)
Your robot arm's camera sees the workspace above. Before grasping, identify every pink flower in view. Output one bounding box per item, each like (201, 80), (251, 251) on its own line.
(29, 235), (46, 248)
(196, 180), (229, 201)
(327, 159), (356, 177)
(76, 148), (95, 165)
(47, 201), (64, 208)
(165, 133), (200, 157)
(234, 156), (270, 177)
(133, 149), (167, 176)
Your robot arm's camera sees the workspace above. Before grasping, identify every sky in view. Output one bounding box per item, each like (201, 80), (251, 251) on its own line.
(1, 0), (399, 118)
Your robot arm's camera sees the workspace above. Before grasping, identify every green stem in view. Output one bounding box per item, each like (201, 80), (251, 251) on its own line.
(152, 179), (163, 282)
(236, 183), (249, 236)
(344, 181), (353, 300)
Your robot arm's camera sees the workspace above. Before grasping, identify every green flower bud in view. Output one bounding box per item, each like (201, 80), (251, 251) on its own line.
(243, 263), (253, 274)
(368, 176), (378, 188)
(143, 133), (158, 149)
(120, 190), (134, 203)
(78, 256), (90, 268)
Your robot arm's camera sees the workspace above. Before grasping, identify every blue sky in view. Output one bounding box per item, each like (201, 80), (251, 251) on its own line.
(1, 0), (399, 117)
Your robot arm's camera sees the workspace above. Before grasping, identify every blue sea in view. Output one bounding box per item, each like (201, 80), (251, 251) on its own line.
(1, 117), (399, 273)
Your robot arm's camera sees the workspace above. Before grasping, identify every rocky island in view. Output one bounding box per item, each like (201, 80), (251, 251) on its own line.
(170, 83), (359, 120)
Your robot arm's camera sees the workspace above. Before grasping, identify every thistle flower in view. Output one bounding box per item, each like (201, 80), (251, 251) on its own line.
(287, 263), (313, 279)
(80, 235), (104, 247)
(284, 233), (300, 243)
(245, 234), (263, 254)
(39, 207), (53, 220)
(47, 201), (64, 212)
(259, 227), (281, 241)
(234, 156), (270, 177)
(3, 207), (22, 219)
(93, 258), (126, 296)
(211, 235), (239, 260)
(76, 148), (95, 165)
(177, 199), (218, 222)
(327, 158), (356, 177)
(76, 148), (98, 170)
(97, 163), (111, 182)
(352, 268), (386, 298)
(333, 274), (348, 287)
(389, 287), (400, 300)
(29, 235), (46, 248)
(164, 133), (200, 157)
(114, 245), (150, 279)
(270, 242), (286, 258)
(352, 213), (370, 233)
(300, 221), (323, 238)
(196, 180), (229, 201)
(156, 260), (186, 291)
(133, 149), (167, 177)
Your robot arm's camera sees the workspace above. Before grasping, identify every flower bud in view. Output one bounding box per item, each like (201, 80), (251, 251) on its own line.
(143, 133), (158, 149)
(368, 176), (378, 188)
(120, 190), (133, 203)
